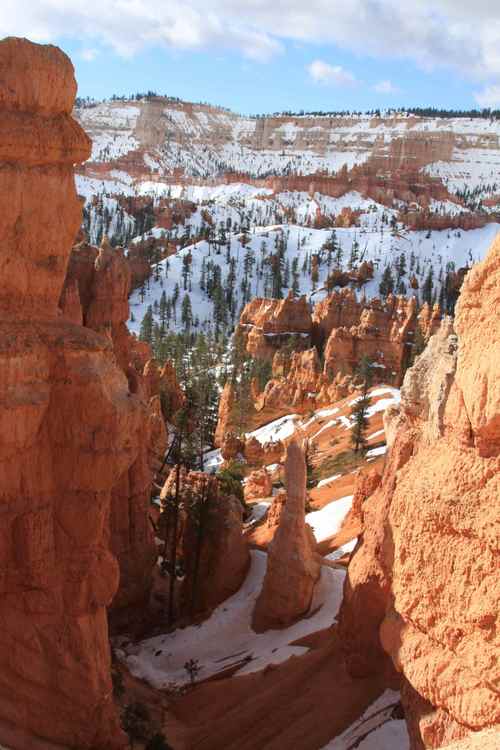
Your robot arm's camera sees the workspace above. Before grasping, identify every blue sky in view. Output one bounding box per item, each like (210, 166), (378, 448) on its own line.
(2, 1), (500, 113)
(64, 39), (477, 115)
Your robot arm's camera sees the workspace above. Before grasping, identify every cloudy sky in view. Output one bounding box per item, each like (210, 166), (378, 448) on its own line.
(2, 1), (500, 112)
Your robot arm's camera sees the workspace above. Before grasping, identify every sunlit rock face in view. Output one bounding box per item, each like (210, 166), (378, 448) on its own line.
(0, 36), (144, 749)
(338, 238), (500, 748)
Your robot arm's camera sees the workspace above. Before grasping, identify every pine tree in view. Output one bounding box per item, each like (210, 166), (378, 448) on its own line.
(139, 306), (154, 343)
(181, 294), (193, 331)
(350, 356), (373, 453)
(422, 267), (434, 305)
(379, 265), (395, 298)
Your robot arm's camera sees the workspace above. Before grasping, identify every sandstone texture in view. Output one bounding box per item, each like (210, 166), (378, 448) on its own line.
(339, 237), (500, 748)
(252, 441), (320, 631)
(238, 292), (312, 360)
(0, 37), (132, 749)
(244, 468), (273, 501)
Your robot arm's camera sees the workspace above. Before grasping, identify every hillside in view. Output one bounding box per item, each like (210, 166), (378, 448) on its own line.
(73, 97), (500, 345)
(75, 98), (500, 190)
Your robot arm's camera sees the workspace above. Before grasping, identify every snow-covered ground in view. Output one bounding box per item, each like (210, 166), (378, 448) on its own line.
(128, 218), (500, 336)
(246, 414), (300, 445)
(119, 550), (345, 688)
(320, 690), (409, 750)
(247, 501), (272, 525)
(325, 539), (358, 562)
(306, 496), (354, 543)
(317, 474), (341, 489)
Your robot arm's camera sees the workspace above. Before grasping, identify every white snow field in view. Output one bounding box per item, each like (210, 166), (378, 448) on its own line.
(306, 496), (354, 543)
(320, 689), (409, 750)
(119, 550), (345, 689)
(246, 414), (300, 445)
(127, 218), (500, 336)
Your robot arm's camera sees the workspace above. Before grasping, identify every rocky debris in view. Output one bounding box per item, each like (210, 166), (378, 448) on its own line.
(244, 468), (273, 501)
(339, 238), (500, 747)
(252, 441), (321, 631)
(0, 37), (130, 749)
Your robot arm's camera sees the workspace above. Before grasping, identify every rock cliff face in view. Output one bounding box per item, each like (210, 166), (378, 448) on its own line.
(60, 239), (181, 614)
(0, 38), (139, 748)
(243, 289), (438, 425)
(252, 441), (320, 632)
(238, 292), (312, 360)
(339, 238), (500, 748)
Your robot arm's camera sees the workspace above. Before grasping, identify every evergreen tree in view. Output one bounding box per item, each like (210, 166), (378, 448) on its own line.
(379, 265), (395, 298)
(181, 294), (193, 331)
(350, 356), (373, 453)
(422, 267), (434, 305)
(139, 306), (154, 343)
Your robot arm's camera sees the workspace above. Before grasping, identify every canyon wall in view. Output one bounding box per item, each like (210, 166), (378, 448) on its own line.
(339, 237), (500, 748)
(0, 37), (142, 749)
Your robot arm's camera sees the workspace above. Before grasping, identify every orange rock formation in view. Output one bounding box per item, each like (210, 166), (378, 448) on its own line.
(0, 37), (132, 748)
(238, 292), (312, 360)
(252, 441), (320, 631)
(339, 238), (500, 747)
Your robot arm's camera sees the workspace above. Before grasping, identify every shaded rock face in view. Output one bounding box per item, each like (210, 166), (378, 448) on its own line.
(252, 441), (320, 632)
(253, 348), (320, 420)
(339, 238), (500, 748)
(157, 471), (249, 619)
(181, 475), (250, 617)
(0, 37), (131, 748)
(60, 240), (164, 614)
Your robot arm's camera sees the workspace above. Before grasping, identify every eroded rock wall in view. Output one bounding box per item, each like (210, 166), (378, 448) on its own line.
(0, 37), (139, 749)
(338, 238), (500, 748)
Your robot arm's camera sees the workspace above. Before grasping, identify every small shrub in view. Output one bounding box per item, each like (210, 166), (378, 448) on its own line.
(184, 658), (201, 685)
(111, 669), (125, 699)
(122, 702), (150, 742)
(145, 733), (174, 750)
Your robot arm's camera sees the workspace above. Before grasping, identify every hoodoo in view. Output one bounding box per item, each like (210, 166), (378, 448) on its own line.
(0, 37), (142, 749)
(252, 440), (321, 631)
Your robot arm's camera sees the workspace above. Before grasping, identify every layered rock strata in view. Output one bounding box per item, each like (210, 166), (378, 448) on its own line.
(0, 37), (134, 748)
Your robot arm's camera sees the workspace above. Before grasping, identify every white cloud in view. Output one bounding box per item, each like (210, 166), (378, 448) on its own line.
(1, 0), (500, 88)
(81, 47), (99, 61)
(474, 85), (500, 108)
(373, 80), (399, 94)
(307, 59), (357, 86)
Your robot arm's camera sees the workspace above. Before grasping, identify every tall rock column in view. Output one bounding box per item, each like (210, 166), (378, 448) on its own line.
(252, 440), (320, 631)
(0, 37), (142, 749)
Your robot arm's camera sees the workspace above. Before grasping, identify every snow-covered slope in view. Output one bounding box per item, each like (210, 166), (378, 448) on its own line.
(128, 216), (500, 335)
(75, 100), (500, 184)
